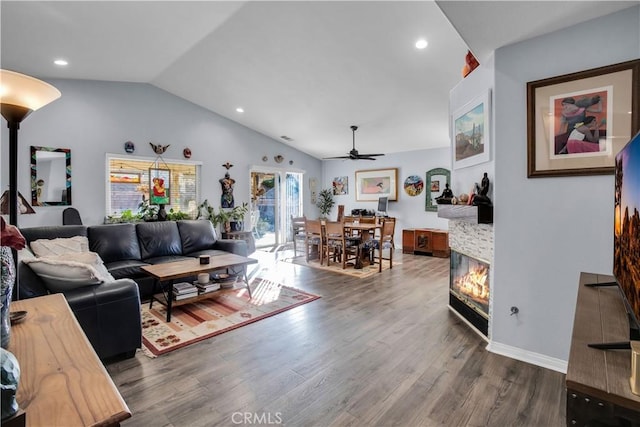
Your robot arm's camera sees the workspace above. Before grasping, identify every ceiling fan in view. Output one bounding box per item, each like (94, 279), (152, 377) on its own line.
(324, 125), (385, 160)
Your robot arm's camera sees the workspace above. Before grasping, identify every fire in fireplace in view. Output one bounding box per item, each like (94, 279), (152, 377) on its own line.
(449, 250), (490, 336)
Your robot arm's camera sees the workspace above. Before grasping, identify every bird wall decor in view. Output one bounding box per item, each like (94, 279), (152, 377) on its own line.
(222, 162), (234, 170)
(149, 142), (170, 155)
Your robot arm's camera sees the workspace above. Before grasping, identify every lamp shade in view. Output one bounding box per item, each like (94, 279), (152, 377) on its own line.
(0, 69), (61, 122)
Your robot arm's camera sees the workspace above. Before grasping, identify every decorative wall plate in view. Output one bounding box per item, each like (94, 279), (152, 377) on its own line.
(274, 155), (284, 163)
(404, 175), (424, 196)
(183, 148), (192, 159)
(124, 141), (135, 153)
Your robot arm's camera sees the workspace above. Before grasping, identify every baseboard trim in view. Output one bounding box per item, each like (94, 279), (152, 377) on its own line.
(486, 341), (568, 374)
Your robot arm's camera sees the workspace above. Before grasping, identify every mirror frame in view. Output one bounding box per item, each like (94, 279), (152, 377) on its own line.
(425, 167), (450, 212)
(31, 146), (72, 206)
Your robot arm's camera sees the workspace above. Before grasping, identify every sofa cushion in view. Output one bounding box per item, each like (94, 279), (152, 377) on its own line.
(177, 220), (217, 254)
(89, 223), (141, 263)
(136, 222), (183, 260)
(20, 225), (87, 246)
(105, 259), (151, 280)
(187, 249), (236, 258)
(23, 252), (114, 292)
(30, 235), (89, 257)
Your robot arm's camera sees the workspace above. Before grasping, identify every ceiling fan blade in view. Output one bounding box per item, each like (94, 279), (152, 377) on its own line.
(359, 153), (385, 157)
(357, 156), (378, 160)
(323, 155), (351, 159)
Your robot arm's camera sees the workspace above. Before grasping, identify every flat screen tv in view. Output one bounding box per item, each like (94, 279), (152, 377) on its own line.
(588, 129), (640, 350)
(377, 197), (388, 215)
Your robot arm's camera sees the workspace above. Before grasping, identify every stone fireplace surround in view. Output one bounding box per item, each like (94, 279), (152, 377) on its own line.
(447, 219), (494, 338)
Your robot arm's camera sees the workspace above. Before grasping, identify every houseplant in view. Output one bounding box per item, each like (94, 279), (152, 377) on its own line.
(198, 200), (249, 233)
(316, 189), (335, 219)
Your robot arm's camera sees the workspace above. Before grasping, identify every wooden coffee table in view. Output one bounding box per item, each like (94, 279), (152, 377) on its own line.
(142, 253), (258, 322)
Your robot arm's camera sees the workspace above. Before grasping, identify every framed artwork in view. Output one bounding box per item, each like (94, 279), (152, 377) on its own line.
(425, 168), (450, 212)
(110, 172), (141, 184)
(149, 168), (170, 205)
(332, 176), (348, 195)
(403, 175), (424, 197)
(452, 90), (491, 169)
(355, 168), (398, 201)
(527, 59), (639, 177)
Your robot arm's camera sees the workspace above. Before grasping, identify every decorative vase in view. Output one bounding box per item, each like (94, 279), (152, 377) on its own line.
(0, 346), (20, 420)
(157, 204), (168, 221)
(0, 247), (15, 349)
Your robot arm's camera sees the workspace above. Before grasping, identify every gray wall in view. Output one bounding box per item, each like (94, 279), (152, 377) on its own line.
(1, 79), (323, 227)
(492, 6), (640, 363)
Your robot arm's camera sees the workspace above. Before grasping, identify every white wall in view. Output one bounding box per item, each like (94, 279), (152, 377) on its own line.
(321, 147), (451, 233)
(492, 6), (640, 365)
(1, 79), (322, 227)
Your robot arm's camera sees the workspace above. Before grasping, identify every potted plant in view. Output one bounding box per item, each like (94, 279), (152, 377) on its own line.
(316, 188), (335, 219)
(198, 200), (249, 234)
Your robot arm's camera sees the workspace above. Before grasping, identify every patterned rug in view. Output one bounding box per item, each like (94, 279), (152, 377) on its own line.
(141, 278), (320, 357)
(283, 255), (398, 278)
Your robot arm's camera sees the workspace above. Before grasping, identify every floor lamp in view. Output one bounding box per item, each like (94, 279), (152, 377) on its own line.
(1, 69), (61, 298)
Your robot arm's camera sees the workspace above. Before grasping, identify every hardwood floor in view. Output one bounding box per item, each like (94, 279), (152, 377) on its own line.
(106, 250), (566, 426)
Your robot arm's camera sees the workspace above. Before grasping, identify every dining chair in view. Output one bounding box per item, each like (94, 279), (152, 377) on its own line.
(369, 217), (396, 272)
(323, 221), (359, 269)
(291, 215), (307, 257)
(304, 219), (323, 264)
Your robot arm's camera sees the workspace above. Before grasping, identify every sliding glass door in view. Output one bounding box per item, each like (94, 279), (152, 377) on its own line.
(250, 168), (303, 249)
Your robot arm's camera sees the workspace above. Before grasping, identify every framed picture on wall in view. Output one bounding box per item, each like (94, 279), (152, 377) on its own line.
(452, 90), (491, 169)
(355, 168), (398, 201)
(332, 176), (348, 195)
(527, 59), (639, 177)
(149, 168), (170, 205)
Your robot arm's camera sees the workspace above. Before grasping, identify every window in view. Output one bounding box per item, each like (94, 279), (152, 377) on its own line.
(106, 155), (200, 219)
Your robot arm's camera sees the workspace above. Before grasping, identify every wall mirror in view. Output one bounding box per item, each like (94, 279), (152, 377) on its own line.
(31, 146), (71, 206)
(425, 168), (450, 212)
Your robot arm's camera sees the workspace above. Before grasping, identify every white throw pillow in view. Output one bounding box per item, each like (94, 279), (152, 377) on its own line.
(23, 251), (115, 293)
(30, 236), (89, 258)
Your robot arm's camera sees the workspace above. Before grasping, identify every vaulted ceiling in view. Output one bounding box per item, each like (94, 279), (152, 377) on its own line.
(2, 1), (635, 160)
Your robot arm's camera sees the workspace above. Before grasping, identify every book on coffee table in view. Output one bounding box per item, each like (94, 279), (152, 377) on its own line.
(173, 290), (198, 300)
(173, 282), (197, 294)
(195, 282), (221, 293)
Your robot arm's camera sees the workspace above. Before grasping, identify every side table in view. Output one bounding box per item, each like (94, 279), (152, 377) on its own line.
(222, 231), (255, 254)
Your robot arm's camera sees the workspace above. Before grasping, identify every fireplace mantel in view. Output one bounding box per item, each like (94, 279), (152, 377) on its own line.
(437, 204), (493, 224)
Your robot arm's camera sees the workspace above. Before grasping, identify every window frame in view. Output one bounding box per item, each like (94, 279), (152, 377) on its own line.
(105, 153), (202, 219)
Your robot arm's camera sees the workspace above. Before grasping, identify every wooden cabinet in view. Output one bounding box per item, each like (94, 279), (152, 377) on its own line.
(402, 228), (449, 258)
(566, 273), (640, 426)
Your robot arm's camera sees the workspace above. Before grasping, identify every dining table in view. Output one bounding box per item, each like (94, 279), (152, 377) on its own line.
(342, 221), (381, 269)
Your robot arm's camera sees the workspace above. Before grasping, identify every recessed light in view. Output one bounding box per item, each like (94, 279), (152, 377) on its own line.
(236, 107), (244, 113)
(54, 59), (68, 66)
(415, 39), (428, 49)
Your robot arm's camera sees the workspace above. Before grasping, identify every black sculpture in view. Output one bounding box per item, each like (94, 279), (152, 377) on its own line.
(435, 183), (454, 204)
(472, 173), (492, 206)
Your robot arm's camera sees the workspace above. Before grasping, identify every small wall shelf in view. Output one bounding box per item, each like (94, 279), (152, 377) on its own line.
(437, 204), (493, 224)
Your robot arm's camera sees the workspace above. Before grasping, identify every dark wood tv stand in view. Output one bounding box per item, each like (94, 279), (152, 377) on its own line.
(566, 272), (640, 426)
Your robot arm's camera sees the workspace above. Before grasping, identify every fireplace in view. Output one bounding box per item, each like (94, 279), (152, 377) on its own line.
(449, 249), (489, 336)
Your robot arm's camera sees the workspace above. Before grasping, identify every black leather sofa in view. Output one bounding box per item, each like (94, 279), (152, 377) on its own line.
(18, 220), (247, 360)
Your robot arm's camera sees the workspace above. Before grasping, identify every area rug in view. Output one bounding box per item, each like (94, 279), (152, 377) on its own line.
(282, 255), (399, 279)
(140, 278), (320, 357)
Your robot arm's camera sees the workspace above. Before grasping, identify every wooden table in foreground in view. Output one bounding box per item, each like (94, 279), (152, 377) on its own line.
(8, 294), (131, 427)
(566, 272), (640, 426)
(142, 253), (258, 322)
